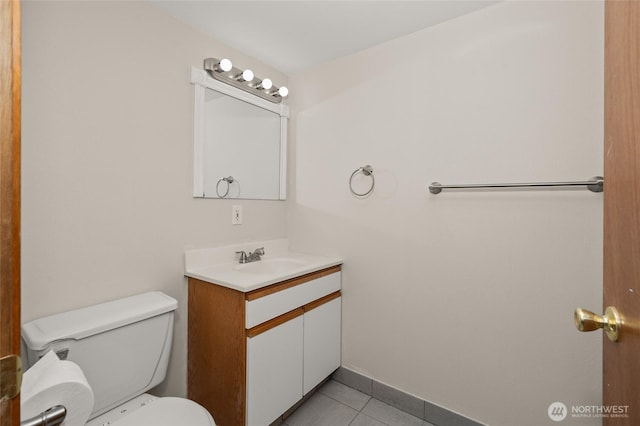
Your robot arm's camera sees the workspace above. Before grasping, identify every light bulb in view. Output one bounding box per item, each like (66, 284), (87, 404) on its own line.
(261, 78), (273, 90)
(242, 69), (254, 82)
(278, 86), (289, 97)
(218, 58), (232, 72)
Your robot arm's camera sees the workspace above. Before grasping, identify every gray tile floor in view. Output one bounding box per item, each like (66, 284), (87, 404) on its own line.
(283, 380), (436, 426)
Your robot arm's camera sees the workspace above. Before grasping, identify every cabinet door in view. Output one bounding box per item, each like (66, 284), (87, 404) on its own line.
(246, 315), (303, 426)
(303, 297), (342, 394)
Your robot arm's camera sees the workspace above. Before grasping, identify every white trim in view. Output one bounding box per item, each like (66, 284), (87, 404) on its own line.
(279, 115), (288, 199)
(192, 84), (205, 197)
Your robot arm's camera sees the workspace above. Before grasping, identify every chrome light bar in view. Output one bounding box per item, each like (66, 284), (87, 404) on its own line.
(203, 58), (288, 104)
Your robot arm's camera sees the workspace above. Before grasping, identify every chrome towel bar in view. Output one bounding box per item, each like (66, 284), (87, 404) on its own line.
(21, 405), (66, 426)
(429, 176), (604, 194)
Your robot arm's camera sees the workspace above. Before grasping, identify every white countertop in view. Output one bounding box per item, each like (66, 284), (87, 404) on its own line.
(184, 239), (342, 292)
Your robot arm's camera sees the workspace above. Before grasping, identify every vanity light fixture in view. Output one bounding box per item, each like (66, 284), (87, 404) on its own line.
(235, 69), (254, 82)
(267, 86), (289, 98)
(215, 58), (233, 72)
(203, 58), (288, 104)
(256, 78), (273, 90)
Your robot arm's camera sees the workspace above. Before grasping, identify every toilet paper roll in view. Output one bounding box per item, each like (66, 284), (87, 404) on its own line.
(21, 350), (94, 426)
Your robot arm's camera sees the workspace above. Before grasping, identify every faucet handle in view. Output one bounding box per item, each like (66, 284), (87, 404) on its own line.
(254, 247), (265, 255)
(235, 250), (248, 263)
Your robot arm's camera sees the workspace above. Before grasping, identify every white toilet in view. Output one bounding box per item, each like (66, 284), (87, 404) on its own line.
(21, 291), (216, 425)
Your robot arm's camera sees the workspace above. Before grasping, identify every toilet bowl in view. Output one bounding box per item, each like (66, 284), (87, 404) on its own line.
(86, 394), (215, 426)
(22, 292), (216, 425)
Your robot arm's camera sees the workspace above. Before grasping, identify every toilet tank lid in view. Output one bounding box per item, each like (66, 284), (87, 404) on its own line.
(22, 291), (178, 350)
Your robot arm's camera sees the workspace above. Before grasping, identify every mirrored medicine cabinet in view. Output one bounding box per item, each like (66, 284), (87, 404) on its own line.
(190, 67), (289, 200)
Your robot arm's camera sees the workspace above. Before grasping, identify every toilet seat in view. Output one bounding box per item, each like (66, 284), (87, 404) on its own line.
(110, 397), (215, 426)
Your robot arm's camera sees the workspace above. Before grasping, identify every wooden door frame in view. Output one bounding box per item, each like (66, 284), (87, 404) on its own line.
(603, 1), (640, 425)
(0, 1), (21, 425)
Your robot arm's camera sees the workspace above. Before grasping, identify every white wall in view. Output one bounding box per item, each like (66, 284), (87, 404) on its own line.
(288, 2), (603, 425)
(21, 1), (288, 397)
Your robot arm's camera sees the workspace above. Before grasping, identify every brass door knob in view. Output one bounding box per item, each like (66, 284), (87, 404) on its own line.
(574, 306), (621, 342)
(0, 354), (21, 401)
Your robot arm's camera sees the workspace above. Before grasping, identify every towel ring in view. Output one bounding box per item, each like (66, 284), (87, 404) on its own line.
(349, 165), (375, 197)
(216, 176), (235, 198)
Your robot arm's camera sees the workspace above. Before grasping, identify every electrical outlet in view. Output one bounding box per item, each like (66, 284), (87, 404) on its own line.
(232, 205), (242, 225)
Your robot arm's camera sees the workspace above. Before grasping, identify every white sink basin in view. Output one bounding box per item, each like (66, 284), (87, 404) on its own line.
(233, 258), (310, 274)
(184, 239), (342, 292)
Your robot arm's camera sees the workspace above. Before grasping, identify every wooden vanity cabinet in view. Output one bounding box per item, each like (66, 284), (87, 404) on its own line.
(188, 265), (342, 426)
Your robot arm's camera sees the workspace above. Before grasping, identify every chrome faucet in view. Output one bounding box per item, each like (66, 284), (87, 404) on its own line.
(248, 247), (265, 262)
(235, 247), (265, 264)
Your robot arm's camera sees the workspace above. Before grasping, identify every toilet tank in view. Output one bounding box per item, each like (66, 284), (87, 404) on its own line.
(21, 292), (178, 419)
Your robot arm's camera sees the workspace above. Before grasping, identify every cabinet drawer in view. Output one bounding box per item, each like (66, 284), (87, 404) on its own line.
(246, 271), (341, 328)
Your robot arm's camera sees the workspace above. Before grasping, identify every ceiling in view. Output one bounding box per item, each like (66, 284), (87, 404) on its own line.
(150, 1), (499, 75)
